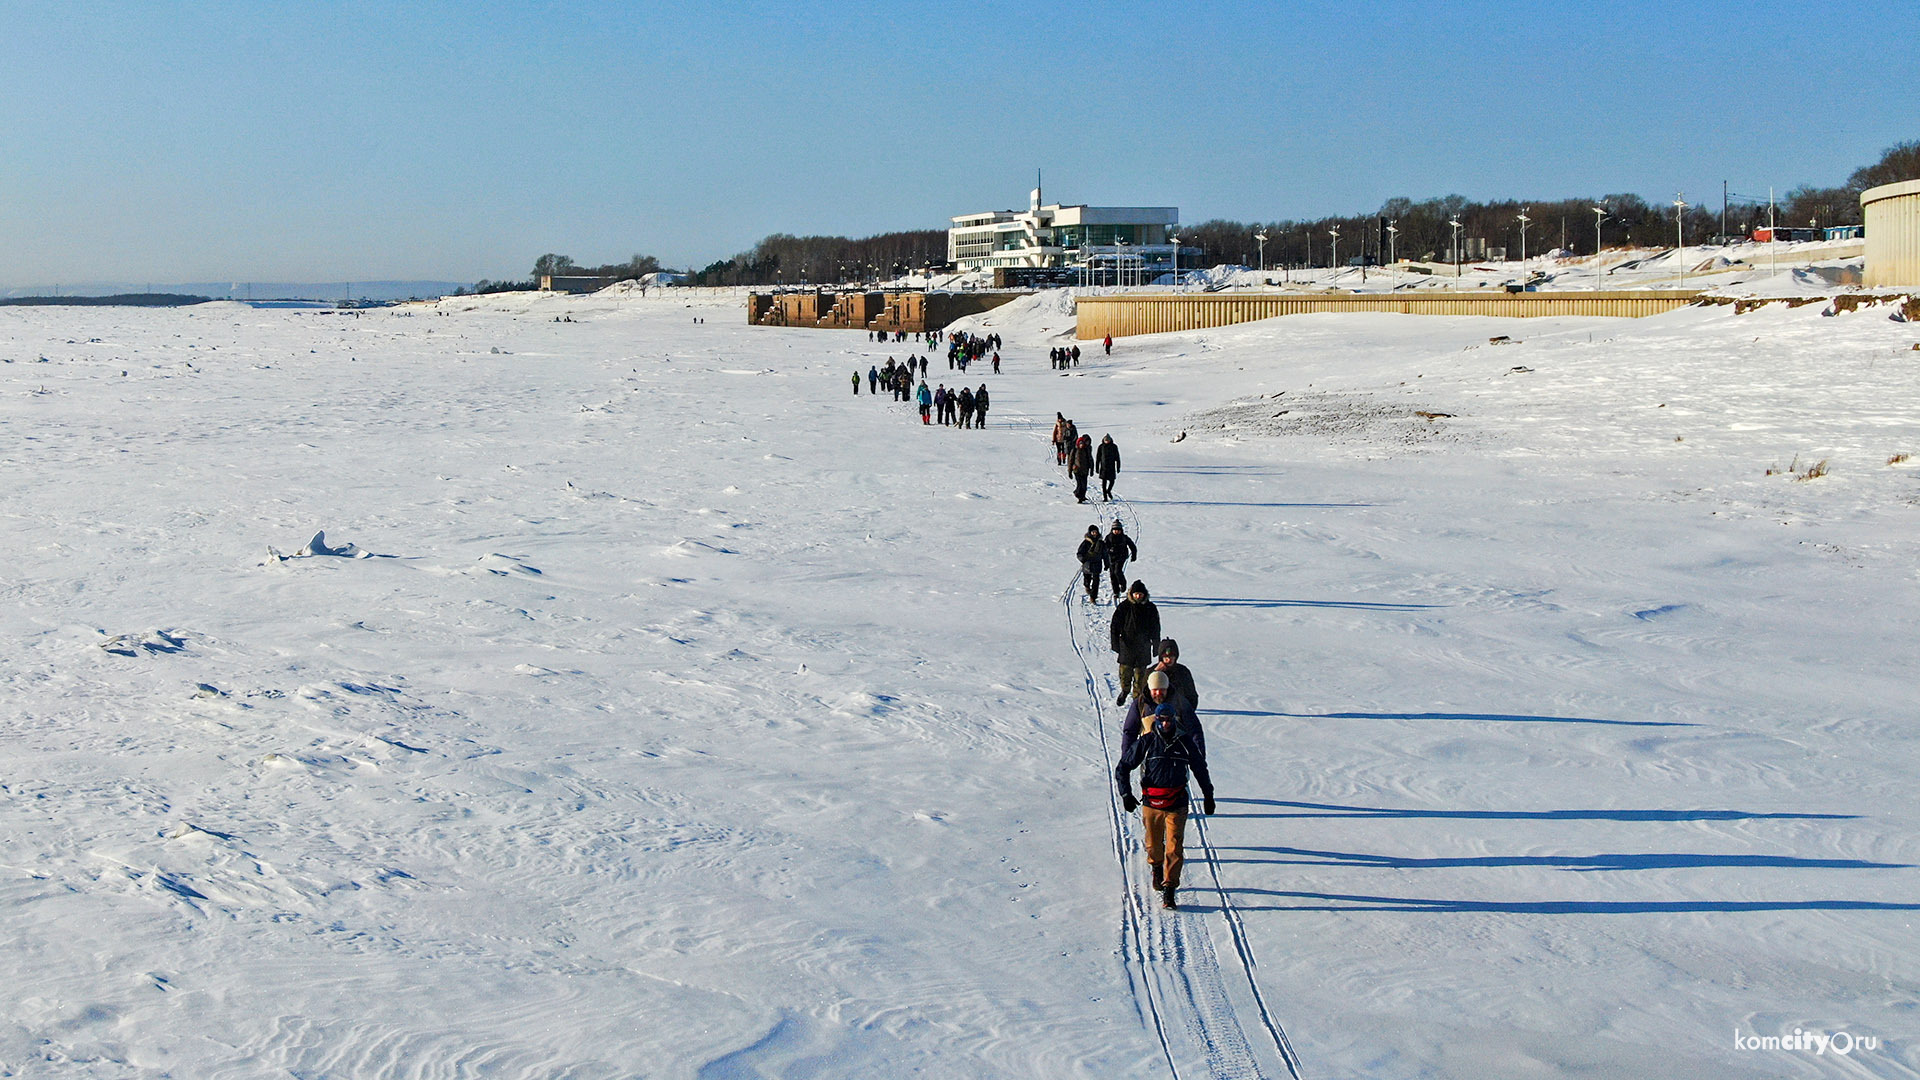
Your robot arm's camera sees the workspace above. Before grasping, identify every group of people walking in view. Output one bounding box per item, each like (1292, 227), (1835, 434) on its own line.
(1079, 533), (1214, 910)
(947, 331), (1000, 374)
(856, 324), (1211, 914)
(857, 356), (989, 428)
(927, 383), (989, 427)
(1052, 415), (1122, 504)
(1049, 345), (1081, 369)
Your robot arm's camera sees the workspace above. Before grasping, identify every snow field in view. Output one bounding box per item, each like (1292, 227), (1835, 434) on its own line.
(3, 286), (1918, 1077)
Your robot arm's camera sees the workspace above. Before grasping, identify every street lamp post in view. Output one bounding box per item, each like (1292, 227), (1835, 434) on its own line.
(1327, 227), (1340, 286)
(1516, 207), (1530, 284)
(1386, 221), (1399, 285)
(1255, 230), (1267, 274)
(1170, 235), (1181, 289)
(1448, 218), (1463, 280)
(1115, 237), (1129, 287)
(1673, 192), (1689, 289)
(1592, 205), (1607, 291)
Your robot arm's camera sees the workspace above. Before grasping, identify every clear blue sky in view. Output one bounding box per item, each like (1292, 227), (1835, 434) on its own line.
(3, 0), (1914, 284)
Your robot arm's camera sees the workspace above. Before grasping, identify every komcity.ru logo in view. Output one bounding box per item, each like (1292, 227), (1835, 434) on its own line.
(1733, 1028), (1880, 1055)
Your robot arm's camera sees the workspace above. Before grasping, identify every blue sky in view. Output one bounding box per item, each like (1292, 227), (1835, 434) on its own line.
(2, 0), (1915, 284)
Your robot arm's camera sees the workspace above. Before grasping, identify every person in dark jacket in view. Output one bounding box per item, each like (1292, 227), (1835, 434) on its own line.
(1095, 435), (1121, 500)
(868, 366), (879, 394)
(1104, 521), (1136, 599)
(974, 384), (988, 427)
(1069, 434), (1094, 503)
(1151, 638), (1199, 712)
(1076, 525), (1105, 603)
(851, 372), (861, 396)
(1109, 579), (1160, 704)
(1116, 701), (1215, 909)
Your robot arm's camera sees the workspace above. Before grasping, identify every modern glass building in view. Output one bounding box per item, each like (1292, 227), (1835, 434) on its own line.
(948, 187), (1178, 276)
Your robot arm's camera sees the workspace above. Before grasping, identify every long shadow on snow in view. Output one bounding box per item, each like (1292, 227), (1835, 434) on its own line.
(1224, 889), (1920, 914)
(1217, 799), (1854, 822)
(1211, 845), (1910, 872)
(1202, 709), (1687, 727)
(1159, 597), (1439, 612)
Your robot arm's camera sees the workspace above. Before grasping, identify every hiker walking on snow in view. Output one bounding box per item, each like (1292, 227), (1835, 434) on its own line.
(1069, 434), (1094, 504)
(974, 384), (988, 427)
(1104, 521), (1137, 599)
(1102, 333), (1112, 356)
(1095, 435), (1121, 500)
(1052, 413), (1069, 465)
(1116, 696), (1214, 910)
(916, 381), (932, 424)
(851, 372), (861, 396)
(868, 366), (879, 394)
(1110, 580), (1161, 703)
(1076, 525), (1106, 603)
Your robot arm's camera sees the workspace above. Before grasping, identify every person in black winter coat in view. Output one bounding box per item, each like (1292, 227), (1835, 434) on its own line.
(1109, 579), (1160, 704)
(1069, 434), (1094, 503)
(1116, 701), (1215, 908)
(1103, 521), (1136, 599)
(1076, 526), (1105, 603)
(1095, 435), (1121, 500)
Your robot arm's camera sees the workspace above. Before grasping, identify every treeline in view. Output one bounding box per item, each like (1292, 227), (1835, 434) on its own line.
(488, 140), (1915, 288)
(0, 293), (212, 307)
(1178, 139), (1917, 269)
(684, 230), (949, 287)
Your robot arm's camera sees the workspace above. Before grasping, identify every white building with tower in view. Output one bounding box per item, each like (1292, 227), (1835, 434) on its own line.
(948, 185), (1178, 280)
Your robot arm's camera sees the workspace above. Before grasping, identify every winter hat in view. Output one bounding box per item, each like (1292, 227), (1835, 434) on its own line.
(1158, 638), (1179, 660)
(1147, 671), (1171, 691)
(1129, 580), (1149, 599)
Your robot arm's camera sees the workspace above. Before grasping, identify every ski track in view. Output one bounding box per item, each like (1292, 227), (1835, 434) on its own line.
(1054, 472), (1302, 1080)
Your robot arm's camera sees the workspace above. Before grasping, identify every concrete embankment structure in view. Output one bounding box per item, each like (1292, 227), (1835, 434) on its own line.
(1863, 179), (1920, 288)
(1076, 290), (1705, 339)
(748, 290), (1022, 333)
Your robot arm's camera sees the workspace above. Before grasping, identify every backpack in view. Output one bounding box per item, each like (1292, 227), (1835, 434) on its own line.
(1139, 730), (1191, 810)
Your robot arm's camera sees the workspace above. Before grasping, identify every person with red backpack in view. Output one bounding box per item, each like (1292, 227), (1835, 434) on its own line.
(1116, 697), (1215, 910)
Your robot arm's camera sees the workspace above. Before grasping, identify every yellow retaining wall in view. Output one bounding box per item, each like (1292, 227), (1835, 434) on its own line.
(1075, 290), (1705, 339)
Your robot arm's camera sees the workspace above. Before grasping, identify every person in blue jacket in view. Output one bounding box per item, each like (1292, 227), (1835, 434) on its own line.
(1116, 699), (1215, 909)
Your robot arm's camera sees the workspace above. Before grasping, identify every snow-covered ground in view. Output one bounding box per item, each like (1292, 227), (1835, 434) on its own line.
(4, 285), (1918, 1078)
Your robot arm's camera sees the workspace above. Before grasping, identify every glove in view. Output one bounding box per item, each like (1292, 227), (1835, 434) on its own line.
(1121, 793), (1138, 813)
(1203, 796), (1216, 816)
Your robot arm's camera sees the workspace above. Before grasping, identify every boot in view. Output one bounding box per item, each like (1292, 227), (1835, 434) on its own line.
(1161, 885), (1177, 910)
(1150, 863), (1164, 890)
(1116, 687), (1128, 706)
